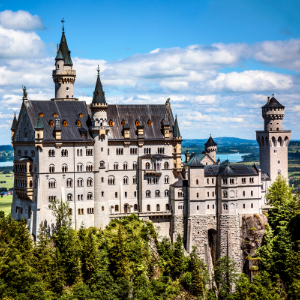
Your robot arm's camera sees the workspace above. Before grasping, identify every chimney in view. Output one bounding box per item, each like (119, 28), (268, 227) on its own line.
(267, 96), (270, 103)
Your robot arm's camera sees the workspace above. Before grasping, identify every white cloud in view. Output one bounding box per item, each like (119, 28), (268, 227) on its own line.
(0, 10), (44, 31)
(159, 81), (188, 91)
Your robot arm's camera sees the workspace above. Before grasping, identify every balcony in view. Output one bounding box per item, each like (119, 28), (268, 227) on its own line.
(15, 187), (33, 201)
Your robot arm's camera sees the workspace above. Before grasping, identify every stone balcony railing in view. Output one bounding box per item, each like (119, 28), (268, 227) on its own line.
(52, 70), (76, 76)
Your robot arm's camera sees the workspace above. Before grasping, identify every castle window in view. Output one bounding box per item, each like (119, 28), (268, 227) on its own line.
(155, 190), (160, 197)
(277, 128), (279, 131)
(101, 191), (104, 197)
(130, 148), (138, 155)
(278, 160), (281, 164)
(164, 162), (169, 169)
(63, 120), (67, 127)
(49, 164), (55, 173)
(133, 162), (137, 170)
(197, 205), (199, 210)
(116, 148), (123, 155)
(77, 163), (83, 172)
(108, 176), (115, 185)
(121, 120), (125, 126)
(62, 164), (68, 173)
(178, 190), (184, 197)
(109, 120), (113, 126)
(145, 162), (150, 170)
(69, 208), (72, 215)
(146, 190), (151, 198)
(158, 147), (165, 154)
(114, 163), (119, 170)
(164, 176), (169, 184)
(61, 149), (68, 156)
(31, 150), (35, 157)
(134, 191), (137, 197)
(66, 87), (69, 91)
(87, 192), (93, 200)
(100, 161), (105, 168)
(144, 148), (151, 154)
(77, 149), (83, 156)
(115, 192), (118, 198)
(213, 205), (215, 209)
(230, 179), (234, 184)
(251, 191), (253, 197)
(223, 204), (228, 210)
(48, 179), (56, 188)
(223, 179), (228, 185)
(133, 176), (137, 184)
(242, 178), (246, 184)
(274, 150), (277, 153)
(251, 203), (253, 208)
(197, 193), (199, 198)
(86, 163), (93, 172)
(49, 120), (54, 127)
(212, 179), (214, 184)
(148, 120), (152, 126)
(207, 205), (209, 209)
(67, 194), (72, 201)
(53, 113), (57, 117)
(223, 191), (228, 198)
(123, 176), (128, 185)
(78, 208), (84, 215)
(48, 196), (56, 202)
(123, 162), (128, 170)
(166, 204), (170, 210)
(243, 204), (245, 209)
(165, 190), (169, 197)
(147, 205), (151, 212)
(49, 150), (55, 157)
(87, 178), (93, 186)
(212, 192), (215, 197)
(77, 178), (83, 187)
(156, 204), (160, 211)
(243, 191), (245, 197)
(125, 192), (127, 198)
(134, 204), (138, 211)
(66, 178), (72, 187)
(178, 204), (184, 209)
(250, 178), (254, 183)
(86, 149), (93, 156)
(135, 120), (139, 126)
(79, 113), (83, 117)
(207, 192), (209, 197)
(115, 205), (119, 212)
(206, 179), (208, 184)
(196, 179), (199, 185)
(39, 113), (43, 117)
(76, 120), (81, 127)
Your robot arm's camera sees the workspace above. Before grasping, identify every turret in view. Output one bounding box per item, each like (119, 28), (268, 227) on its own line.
(34, 114), (44, 150)
(52, 20), (76, 101)
(173, 115), (182, 173)
(262, 94), (285, 131)
(11, 113), (17, 144)
(205, 136), (217, 162)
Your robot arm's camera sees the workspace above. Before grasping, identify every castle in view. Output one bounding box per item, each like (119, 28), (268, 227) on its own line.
(10, 25), (291, 271)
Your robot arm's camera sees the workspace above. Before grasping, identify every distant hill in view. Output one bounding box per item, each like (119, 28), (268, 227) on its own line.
(0, 146), (13, 151)
(182, 137), (257, 148)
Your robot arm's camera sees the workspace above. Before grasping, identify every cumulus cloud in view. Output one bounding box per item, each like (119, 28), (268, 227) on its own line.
(0, 10), (44, 31)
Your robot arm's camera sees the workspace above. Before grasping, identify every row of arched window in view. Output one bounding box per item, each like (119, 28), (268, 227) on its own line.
(145, 190), (169, 198)
(145, 162), (169, 170)
(108, 176), (137, 185)
(48, 149), (93, 157)
(257, 135), (289, 147)
(112, 203), (170, 213)
(66, 193), (93, 201)
(15, 179), (32, 188)
(50, 178), (94, 188)
(112, 162), (137, 170)
(48, 163), (94, 173)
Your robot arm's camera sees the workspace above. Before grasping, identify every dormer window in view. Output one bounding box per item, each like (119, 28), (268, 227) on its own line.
(63, 120), (67, 127)
(161, 119), (164, 124)
(121, 120), (125, 126)
(148, 120), (152, 126)
(39, 113), (43, 117)
(135, 120), (139, 126)
(49, 120), (54, 127)
(109, 120), (113, 126)
(79, 113), (83, 117)
(53, 113), (57, 117)
(76, 120), (81, 127)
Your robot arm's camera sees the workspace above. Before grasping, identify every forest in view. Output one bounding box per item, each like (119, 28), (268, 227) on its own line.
(0, 176), (299, 299)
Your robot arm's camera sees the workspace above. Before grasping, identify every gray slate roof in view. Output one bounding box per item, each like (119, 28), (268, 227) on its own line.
(184, 153), (206, 167)
(262, 97), (284, 108)
(173, 115), (181, 138)
(92, 73), (106, 104)
(204, 164), (259, 176)
(26, 101), (92, 142)
(205, 136), (217, 147)
(87, 104), (175, 140)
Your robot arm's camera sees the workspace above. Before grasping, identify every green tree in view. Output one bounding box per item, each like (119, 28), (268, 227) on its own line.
(190, 250), (204, 298)
(172, 235), (186, 279)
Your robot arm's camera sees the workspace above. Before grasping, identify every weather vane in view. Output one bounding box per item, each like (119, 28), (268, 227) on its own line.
(61, 18), (65, 32)
(97, 65), (100, 76)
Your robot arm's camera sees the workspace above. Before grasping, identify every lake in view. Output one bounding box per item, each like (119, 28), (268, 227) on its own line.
(181, 152), (250, 163)
(0, 161), (13, 167)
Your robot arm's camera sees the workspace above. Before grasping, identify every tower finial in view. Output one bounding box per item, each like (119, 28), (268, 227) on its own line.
(97, 65), (100, 77)
(61, 18), (65, 33)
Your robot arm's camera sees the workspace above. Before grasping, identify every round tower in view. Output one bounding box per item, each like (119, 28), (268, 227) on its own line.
(205, 136), (217, 162)
(52, 21), (76, 100)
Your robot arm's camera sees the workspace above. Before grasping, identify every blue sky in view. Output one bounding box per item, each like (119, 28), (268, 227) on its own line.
(0, 0), (300, 144)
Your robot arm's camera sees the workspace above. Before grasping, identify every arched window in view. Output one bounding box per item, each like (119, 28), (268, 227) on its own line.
(87, 177), (93, 186)
(271, 136), (277, 147)
(76, 120), (81, 127)
(62, 164), (68, 173)
(49, 120), (54, 127)
(156, 204), (160, 211)
(164, 162), (169, 169)
(134, 204), (138, 211)
(123, 176), (128, 185)
(123, 162), (128, 170)
(49, 150), (55, 157)
(77, 163), (83, 172)
(165, 190), (169, 197)
(49, 164), (55, 173)
(145, 162), (150, 170)
(67, 194), (72, 201)
(196, 179), (199, 185)
(155, 190), (160, 197)
(164, 176), (169, 184)
(114, 163), (119, 170)
(278, 136), (283, 146)
(278, 169), (281, 175)
(109, 120), (113, 126)
(147, 204), (151, 211)
(178, 190), (184, 197)
(223, 191), (228, 198)
(133, 176), (137, 184)
(79, 113), (83, 118)
(146, 190), (151, 198)
(197, 193), (199, 198)
(166, 204), (170, 210)
(63, 120), (67, 127)
(61, 149), (68, 157)
(66, 178), (72, 187)
(86, 163), (93, 172)
(135, 120), (140, 126)
(148, 120), (152, 126)
(108, 176), (115, 185)
(133, 162), (137, 170)
(48, 179), (56, 188)
(100, 161), (105, 168)
(87, 192), (93, 200)
(77, 178), (83, 187)
(115, 205), (119, 212)
(223, 203), (228, 210)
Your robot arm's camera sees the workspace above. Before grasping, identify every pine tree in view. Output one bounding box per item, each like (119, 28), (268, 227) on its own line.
(172, 234), (186, 279)
(190, 250), (204, 298)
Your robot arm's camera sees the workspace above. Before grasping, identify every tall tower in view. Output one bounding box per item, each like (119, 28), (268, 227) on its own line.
(256, 95), (291, 183)
(52, 21), (77, 100)
(205, 136), (217, 162)
(89, 67), (110, 229)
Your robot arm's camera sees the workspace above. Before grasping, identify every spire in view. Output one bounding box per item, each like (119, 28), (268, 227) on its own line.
(173, 115), (181, 138)
(35, 114), (44, 129)
(11, 113), (17, 130)
(205, 135), (217, 147)
(92, 66), (106, 104)
(57, 19), (73, 66)
(55, 48), (64, 60)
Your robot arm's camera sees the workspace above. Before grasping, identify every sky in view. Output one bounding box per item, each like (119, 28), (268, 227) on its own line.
(0, 0), (300, 144)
